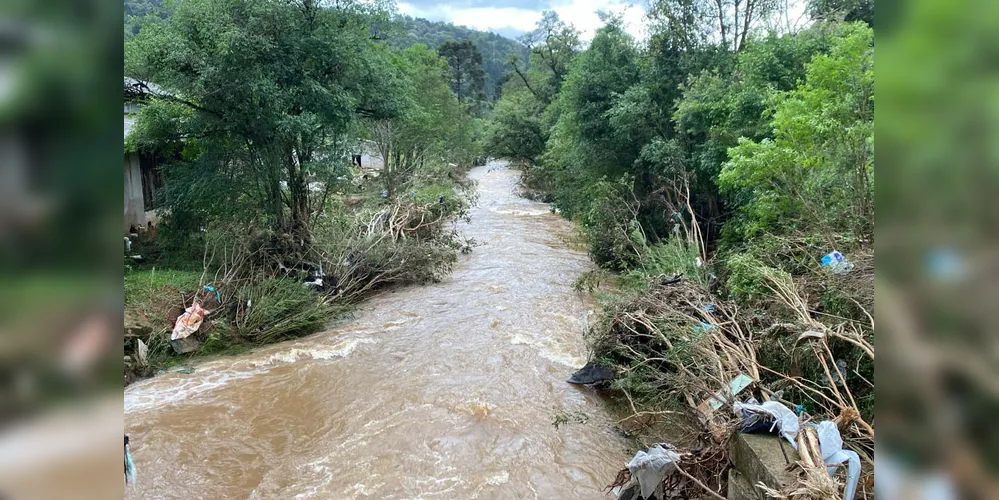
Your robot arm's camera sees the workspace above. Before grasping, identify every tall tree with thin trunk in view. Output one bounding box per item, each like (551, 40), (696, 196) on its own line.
(438, 40), (486, 106)
(508, 11), (581, 105)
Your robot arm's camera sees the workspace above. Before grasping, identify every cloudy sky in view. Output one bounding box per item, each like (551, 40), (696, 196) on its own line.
(396, 0), (648, 41)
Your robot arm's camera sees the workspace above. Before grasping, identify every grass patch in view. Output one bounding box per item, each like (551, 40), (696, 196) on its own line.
(125, 268), (202, 311)
(125, 270), (342, 371)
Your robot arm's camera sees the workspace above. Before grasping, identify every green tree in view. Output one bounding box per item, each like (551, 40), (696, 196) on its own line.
(384, 15), (528, 100)
(366, 44), (473, 197)
(509, 11), (581, 105)
(808, 0), (874, 27)
(124, 0), (171, 38)
(549, 17), (642, 179)
(438, 40), (486, 106)
(483, 89), (547, 164)
(126, 0), (401, 245)
(699, 0), (781, 52)
(720, 23), (874, 242)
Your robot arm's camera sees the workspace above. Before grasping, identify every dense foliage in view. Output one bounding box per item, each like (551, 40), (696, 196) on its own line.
(124, 0), (479, 369)
(437, 40), (487, 106)
(487, 8), (873, 273)
(387, 15), (528, 100)
(124, 0), (169, 38)
(125, 0), (527, 101)
(485, 1), (875, 461)
(127, 0), (404, 241)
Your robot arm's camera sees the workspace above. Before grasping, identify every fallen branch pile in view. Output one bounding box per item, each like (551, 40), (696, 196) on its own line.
(596, 267), (874, 499)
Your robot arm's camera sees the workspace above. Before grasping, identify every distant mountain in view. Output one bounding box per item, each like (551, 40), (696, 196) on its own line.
(386, 16), (527, 100)
(124, 1), (525, 101)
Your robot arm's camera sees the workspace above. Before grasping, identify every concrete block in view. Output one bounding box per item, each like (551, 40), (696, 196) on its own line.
(729, 433), (799, 498)
(727, 469), (757, 500)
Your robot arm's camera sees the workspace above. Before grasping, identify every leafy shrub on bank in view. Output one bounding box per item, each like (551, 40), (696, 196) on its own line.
(629, 239), (706, 288)
(578, 177), (645, 270)
(235, 278), (341, 344)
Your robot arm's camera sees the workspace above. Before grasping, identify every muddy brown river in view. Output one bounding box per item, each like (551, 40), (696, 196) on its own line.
(125, 162), (630, 498)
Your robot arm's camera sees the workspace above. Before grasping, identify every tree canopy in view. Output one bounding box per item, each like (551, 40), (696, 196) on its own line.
(125, 0), (528, 101)
(125, 0), (475, 249)
(437, 40), (486, 106)
(486, 2), (874, 273)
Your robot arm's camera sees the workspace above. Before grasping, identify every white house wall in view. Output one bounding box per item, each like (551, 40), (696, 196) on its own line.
(124, 151), (146, 232)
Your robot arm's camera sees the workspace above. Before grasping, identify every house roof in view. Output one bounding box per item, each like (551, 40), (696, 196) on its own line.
(124, 77), (165, 101)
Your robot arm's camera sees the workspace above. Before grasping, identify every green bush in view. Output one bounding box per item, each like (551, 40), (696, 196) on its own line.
(579, 178), (645, 270)
(722, 252), (773, 304)
(235, 278), (340, 344)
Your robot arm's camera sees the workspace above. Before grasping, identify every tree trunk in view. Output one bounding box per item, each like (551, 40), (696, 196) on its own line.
(455, 60), (463, 103)
(714, 0), (728, 49)
(286, 149), (310, 247)
(739, 0), (753, 51)
(264, 148), (285, 231)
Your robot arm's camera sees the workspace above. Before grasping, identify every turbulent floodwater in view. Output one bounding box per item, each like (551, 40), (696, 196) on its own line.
(124, 162), (629, 499)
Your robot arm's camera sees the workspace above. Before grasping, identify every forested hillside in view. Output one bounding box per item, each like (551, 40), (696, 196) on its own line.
(123, 0), (169, 38)
(387, 16), (527, 100)
(124, 0), (524, 100)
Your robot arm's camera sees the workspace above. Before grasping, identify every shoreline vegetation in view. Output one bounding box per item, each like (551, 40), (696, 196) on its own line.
(125, 0), (874, 497)
(486, 6), (873, 499)
(125, 168), (476, 382)
(124, 0), (485, 382)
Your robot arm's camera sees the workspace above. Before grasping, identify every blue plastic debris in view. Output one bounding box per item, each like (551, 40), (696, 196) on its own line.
(693, 322), (717, 332)
(821, 251), (844, 266)
(820, 251), (854, 274)
(203, 285), (221, 304)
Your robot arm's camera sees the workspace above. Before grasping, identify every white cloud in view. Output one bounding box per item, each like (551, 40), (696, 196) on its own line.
(449, 7), (543, 34)
(550, 0), (647, 42)
(397, 3), (541, 36)
(397, 0), (647, 42)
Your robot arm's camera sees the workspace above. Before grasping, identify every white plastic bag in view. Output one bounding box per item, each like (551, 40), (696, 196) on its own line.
(626, 444), (681, 499)
(811, 421), (860, 500)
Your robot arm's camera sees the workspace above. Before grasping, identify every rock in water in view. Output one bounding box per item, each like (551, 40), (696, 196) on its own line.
(567, 361), (614, 385)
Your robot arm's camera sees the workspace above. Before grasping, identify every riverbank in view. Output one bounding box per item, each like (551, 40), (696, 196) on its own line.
(488, 21), (875, 499)
(124, 161), (631, 498)
(503, 156), (875, 497)
(124, 169), (473, 384)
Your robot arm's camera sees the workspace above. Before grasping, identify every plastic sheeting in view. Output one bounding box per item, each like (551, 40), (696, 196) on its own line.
(171, 301), (205, 340)
(626, 444), (681, 499)
(733, 400), (800, 446)
(810, 421), (861, 500)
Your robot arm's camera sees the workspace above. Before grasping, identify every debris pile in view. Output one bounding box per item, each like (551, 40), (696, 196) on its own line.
(592, 270), (874, 500)
(123, 191), (469, 385)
